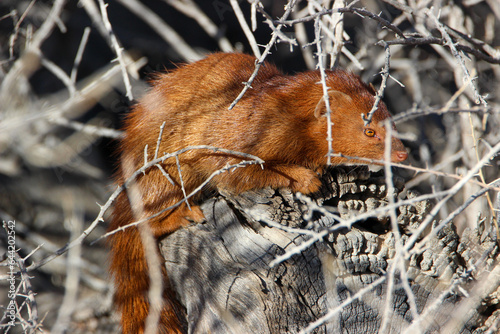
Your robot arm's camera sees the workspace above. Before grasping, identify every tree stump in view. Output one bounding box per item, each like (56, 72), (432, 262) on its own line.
(161, 166), (500, 333)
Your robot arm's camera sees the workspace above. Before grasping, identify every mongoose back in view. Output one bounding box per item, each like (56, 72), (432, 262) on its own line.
(109, 52), (408, 333)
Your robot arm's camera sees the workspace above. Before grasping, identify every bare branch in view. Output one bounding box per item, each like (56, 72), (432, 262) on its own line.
(165, 0), (234, 52)
(362, 41), (391, 126)
(279, 6), (406, 39)
(116, 0), (202, 61)
(229, 0), (300, 110)
(230, 0), (261, 57)
(425, 8), (487, 106)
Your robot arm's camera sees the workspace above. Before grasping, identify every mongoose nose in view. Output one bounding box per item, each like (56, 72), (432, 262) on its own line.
(394, 150), (408, 162)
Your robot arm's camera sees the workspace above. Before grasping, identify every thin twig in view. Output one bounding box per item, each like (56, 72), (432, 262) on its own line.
(269, 188), (452, 267)
(155, 163), (175, 186)
(40, 56), (76, 96)
(116, 0), (202, 61)
(229, 0), (300, 110)
(1, 0), (67, 98)
(230, 0), (261, 57)
(97, 0), (134, 100)
(13, 252), (41, 333)
(406, 140), (500, 255)
(8, 0), (37, 60)
(23, 146), (263, 272)
(314, 16), (333, 165)
(164, 0), (234, 52)
(391, 105), (497, 123)
(48, 117), (123, 139)
(52, 198), (83, 334)
(279, 7), (406, 39)
(425, 8), (487, 106)
(382, 36), (500, 64)
(175, 155), (191, 210)
(70, 26), (91, 86)
(362, 41), (391, 125)
(154, 121), (166, 160)
(119, 154), (164, 334)
(101, 157), (263, 241)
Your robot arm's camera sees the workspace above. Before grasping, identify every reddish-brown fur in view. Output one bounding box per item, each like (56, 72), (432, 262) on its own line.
(109, 53), (407, 333)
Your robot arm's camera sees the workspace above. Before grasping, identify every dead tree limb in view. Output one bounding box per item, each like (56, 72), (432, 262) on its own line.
(161, 166), (500, 333)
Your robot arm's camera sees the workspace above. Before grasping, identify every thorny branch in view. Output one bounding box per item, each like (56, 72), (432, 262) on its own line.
(228, 0), (300, 110)
(383, 36), (500, 65)
(280, 6), (406, 39)
(314, 15), (334, 165)
(23, 145), (264, 272)
(425, 8), (487, 106)
(362, 41), (391, 125)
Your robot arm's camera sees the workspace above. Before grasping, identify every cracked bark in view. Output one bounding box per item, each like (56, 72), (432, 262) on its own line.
(160, 166), (500, 333)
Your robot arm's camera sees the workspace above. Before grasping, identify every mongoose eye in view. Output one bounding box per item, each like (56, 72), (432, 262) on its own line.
(364, 128), (376, 137)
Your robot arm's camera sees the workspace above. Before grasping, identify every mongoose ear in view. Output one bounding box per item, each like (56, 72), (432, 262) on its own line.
(314, 90), (353, 118)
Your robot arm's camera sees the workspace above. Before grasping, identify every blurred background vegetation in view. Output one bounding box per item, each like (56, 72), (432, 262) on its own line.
(0, 0), (499, 332)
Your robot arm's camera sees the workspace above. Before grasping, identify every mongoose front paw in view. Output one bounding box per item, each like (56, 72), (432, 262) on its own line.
(184, 205), (205, 223)
(290, 172), (322, 194)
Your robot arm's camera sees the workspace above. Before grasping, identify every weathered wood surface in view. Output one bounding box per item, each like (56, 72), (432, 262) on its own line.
(161, 167), (500, 333)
